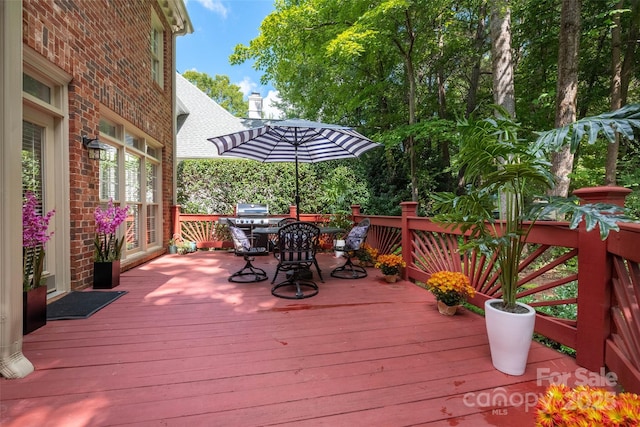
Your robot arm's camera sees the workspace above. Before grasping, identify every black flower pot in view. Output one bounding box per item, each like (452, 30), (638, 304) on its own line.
(93, 260), (121, 289)
(23, 286), (47, 335)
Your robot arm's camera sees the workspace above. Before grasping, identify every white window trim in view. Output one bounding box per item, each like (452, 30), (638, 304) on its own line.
(23, 46), (72, 297)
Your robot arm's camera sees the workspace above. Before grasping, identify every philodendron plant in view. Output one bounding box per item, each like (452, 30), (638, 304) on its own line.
(433, 104), (639, 313)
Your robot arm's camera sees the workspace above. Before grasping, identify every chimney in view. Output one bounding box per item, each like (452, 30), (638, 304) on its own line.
(248, 92), (263, 119)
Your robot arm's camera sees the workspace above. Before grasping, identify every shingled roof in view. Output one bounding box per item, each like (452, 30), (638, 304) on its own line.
(176, 72), (248, 160)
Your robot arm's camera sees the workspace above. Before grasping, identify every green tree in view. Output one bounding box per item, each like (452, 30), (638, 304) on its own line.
(182, 71), (248, 117)
(230, 0), (467, 204)
(219, 0), (640, 217)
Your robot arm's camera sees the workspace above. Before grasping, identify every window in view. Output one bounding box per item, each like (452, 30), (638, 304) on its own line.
(125, 150), (141, 251)
(23, 74), (51, 103)
(22, 114), (57, 293)
(22, 121), (44, 197)
(99, 117), (162, 259)
(150, 11), (164, 88)
(99, 146), (119, 201)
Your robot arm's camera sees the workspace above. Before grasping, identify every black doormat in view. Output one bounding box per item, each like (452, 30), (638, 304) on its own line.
(47, 291), (127, 320)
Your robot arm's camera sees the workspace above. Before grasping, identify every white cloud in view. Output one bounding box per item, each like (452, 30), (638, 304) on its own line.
(236, 77), (257, 97)
(234, 77), (284, 119)
(262, 90), (283, 120)
(189, 0), (228, 17)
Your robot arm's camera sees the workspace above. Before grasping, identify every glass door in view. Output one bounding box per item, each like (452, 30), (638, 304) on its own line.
(22, 117), (57, 293)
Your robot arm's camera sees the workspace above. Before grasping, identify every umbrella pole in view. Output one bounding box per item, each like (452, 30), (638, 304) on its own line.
(295, 142), (300, 221)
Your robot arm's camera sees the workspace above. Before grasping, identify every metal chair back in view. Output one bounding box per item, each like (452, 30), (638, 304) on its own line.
(276, 221), (320, 268)
(277, 217), (297, 227)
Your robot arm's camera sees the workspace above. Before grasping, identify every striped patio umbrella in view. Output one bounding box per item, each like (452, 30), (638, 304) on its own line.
(208, 119), (381, 220)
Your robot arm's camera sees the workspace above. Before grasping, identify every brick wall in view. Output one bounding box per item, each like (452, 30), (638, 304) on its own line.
(23, 0), (175, 289)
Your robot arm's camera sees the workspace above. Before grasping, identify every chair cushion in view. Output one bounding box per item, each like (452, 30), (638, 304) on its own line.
(229, 226), (251, 251)
(345, 225), (367, 250)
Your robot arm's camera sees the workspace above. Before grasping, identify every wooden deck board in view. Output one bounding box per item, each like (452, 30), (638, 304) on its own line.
(1, 251), (596, 426)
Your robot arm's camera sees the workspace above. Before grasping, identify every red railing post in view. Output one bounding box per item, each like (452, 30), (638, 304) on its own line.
(400, 202), (418, 281)
(573, 186), (631, 371)
(351, 204), (362, 223)
(170, 205), (181, 240)
(289, 205), (297, 219)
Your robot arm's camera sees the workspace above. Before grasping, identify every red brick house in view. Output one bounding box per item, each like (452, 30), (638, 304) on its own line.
(0, 0), (191, 378)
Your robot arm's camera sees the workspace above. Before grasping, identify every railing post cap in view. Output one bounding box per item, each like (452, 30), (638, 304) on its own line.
(573, 186), (632, 207)
(400, 201), (418, 216)
(400, 201), (419, 208)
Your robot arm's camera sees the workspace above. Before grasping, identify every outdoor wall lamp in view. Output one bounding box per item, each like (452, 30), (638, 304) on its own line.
(82, 136), (107, 161)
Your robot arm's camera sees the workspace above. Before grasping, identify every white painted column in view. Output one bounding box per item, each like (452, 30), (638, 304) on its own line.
(0, 0), (34, 378)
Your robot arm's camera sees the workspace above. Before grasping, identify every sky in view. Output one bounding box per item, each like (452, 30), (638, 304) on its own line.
(177, 0), (283, 118)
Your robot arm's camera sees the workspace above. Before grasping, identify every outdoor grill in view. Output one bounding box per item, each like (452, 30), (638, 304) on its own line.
(222, 203), (283, 234)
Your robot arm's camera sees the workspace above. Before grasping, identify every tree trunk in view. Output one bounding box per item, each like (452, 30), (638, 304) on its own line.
(607, 0), (640, 184)
(620, 0), (639, 105)
(399, 10), (419, 203)
(490, 1), (516, 217)
(490, 0), (516, 117)
(606, 0), (623, 186)
(549, 0), (581, 197)
(466, 2), (487, 117)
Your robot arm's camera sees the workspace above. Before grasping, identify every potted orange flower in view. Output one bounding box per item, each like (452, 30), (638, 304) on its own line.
(535, 384), (640, 426)
(426, 271), (475, 316)
(356, 243), (378, 267)
(375, 253), (406, 283)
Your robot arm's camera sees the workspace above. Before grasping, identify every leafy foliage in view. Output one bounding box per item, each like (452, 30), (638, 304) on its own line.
(176, 158), (374, 215)
(535, 104), (640, 153)
(182, 71), (248, 117)
(228, 0), (639, 213)
(433, 111), (637, 310)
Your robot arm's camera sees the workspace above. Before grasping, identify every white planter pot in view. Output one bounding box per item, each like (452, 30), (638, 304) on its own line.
(484, 298), (536, 376)
(334, 239), (345, 258)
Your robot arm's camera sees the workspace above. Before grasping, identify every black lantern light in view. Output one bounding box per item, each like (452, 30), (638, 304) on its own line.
(82, 136), (107, 160)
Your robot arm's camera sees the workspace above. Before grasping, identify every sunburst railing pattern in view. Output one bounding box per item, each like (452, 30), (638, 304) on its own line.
(180, 219), (216, 244)
(366, 223), (401, 255)
(606, 223), (640, 393)
(610, 256), (640, 367)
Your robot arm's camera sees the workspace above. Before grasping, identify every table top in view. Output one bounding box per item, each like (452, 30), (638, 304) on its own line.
(252, 226), (345, 235)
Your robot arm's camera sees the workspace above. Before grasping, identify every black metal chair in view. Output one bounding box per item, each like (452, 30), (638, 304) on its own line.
(278, 217), (298, 227)
(269, 217), (298, 253)
(330, 218), (371, 279)
(271, 221), (322, 299)
(226, 219), (269, 283)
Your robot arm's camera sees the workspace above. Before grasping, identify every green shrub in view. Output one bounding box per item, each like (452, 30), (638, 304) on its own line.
(176, 158), (374, 215)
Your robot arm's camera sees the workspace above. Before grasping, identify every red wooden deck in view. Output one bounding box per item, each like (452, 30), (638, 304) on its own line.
(2, 251), (594, 426)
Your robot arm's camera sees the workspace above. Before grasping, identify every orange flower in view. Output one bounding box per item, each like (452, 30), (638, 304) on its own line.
(535, 385), (640, 426)
(374, 253), (406, 275)
(356, 243), (378, 263)
(426, 271), (475, 306)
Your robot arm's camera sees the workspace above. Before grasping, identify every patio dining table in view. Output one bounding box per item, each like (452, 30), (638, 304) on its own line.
(252, 225), (344, 251)
(252, 225), (345, 238)
(252, 225), (345, 286)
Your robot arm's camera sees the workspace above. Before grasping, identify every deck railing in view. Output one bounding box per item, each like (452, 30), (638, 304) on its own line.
(169, 205), (331, 248)
(171, 187), (640, 393)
